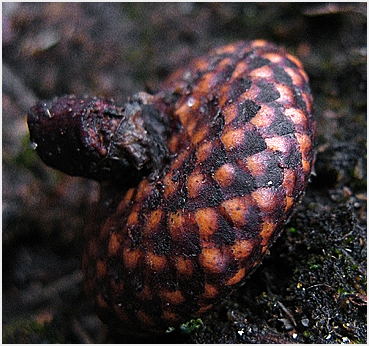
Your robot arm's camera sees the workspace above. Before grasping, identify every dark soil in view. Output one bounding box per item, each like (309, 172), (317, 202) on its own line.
(3, 3), (366, 343)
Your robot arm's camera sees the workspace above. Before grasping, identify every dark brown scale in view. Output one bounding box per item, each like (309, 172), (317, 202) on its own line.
(27, 40), (315, 335)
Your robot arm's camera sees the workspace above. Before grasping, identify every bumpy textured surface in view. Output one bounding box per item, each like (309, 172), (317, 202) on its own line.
(28, 40), (315, 335)
(82, 40), (315, 334)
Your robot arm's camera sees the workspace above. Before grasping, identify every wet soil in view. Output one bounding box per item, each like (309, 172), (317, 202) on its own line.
(2, 3), (366, 343)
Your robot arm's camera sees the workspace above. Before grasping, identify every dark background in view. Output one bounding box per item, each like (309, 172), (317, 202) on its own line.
(3, 3), (366, 343)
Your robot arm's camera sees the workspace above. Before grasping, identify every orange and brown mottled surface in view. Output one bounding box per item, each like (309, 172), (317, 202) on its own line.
(80, 40), (315, 334)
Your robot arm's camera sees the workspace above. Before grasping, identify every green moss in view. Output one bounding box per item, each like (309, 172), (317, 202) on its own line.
(288, 227), (297, 234)
(2, 318), (64, 344)
(337, 287), (348, 295)
(180, 318), (203, 334)
(309, 264), (320, 270)
(9, 133), (38, 169)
